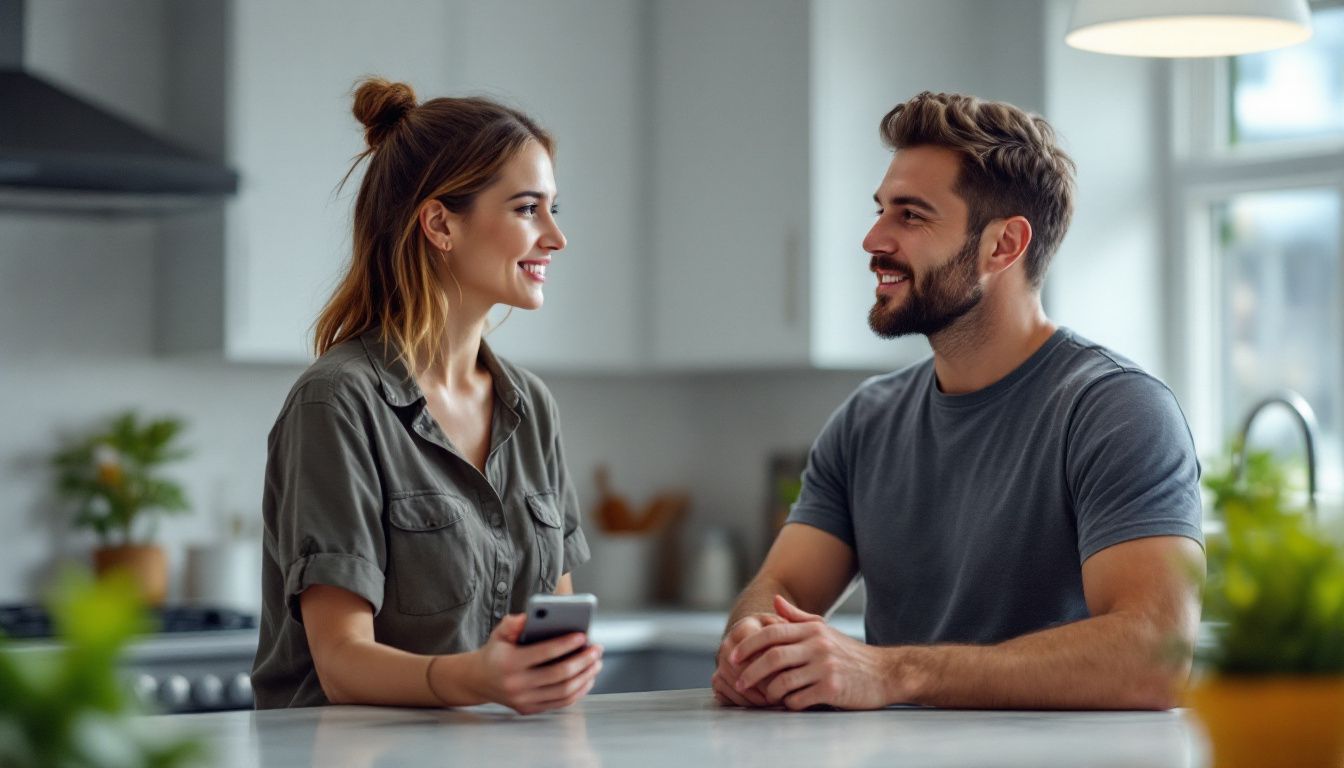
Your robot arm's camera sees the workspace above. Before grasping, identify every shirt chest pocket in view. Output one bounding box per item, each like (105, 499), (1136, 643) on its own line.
(387, 493), (480, 616)
(526, 490), (563, 592)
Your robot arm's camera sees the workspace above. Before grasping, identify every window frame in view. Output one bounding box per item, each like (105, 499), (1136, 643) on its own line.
(1166, 13), (1344, 493)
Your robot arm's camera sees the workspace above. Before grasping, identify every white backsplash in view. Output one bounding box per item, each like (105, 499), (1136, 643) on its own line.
(0, 215), (878, 605)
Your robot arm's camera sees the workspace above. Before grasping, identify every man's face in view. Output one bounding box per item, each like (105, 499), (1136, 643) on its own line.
(863, 145), (986, 339)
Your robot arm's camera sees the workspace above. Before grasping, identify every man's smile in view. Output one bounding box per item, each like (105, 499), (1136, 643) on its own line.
(875, 269), (910, 296)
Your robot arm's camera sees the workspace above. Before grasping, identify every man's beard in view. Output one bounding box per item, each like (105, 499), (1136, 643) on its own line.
(867, 233), (984, 339)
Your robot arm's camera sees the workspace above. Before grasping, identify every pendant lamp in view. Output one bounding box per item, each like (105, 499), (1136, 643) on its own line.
(1066, 0), (1313, 57)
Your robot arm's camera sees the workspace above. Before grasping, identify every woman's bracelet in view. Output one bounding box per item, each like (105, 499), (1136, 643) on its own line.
(425, 655), (452, 707)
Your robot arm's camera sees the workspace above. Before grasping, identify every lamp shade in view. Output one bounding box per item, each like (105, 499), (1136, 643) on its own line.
(1066, 0), (1313, 57)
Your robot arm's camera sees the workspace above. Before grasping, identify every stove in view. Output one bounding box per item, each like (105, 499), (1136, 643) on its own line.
(1, 604), (260, 714)
(0, 603), (257, 638)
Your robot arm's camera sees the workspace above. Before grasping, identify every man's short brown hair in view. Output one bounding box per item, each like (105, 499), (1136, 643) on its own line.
(880, 92), (1075, 289)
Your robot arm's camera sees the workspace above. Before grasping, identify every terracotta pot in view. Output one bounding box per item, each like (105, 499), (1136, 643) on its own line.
(1187, 676), (1344, 768)
(92, 544), (168, 607)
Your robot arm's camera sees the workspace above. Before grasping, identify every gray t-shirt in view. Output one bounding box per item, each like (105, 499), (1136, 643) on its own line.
(787, 328), (1203, 647)
(252, 330), (589, 708)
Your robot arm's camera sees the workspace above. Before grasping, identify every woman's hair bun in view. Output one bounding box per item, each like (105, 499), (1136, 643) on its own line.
(352, 77), (417, 150)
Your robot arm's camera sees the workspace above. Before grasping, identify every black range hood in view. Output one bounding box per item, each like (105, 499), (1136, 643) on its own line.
(0, 0), (238, 213)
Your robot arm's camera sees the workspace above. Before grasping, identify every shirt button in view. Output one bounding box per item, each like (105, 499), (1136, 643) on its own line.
(493, 608), (504, 619)
(495, 580), (508, 595)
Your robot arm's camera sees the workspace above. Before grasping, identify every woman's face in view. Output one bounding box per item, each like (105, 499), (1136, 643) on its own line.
(442, 140), (565, 313)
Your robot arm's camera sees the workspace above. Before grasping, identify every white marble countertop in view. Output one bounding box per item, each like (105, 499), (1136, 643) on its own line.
(155, 688), (1207, 767)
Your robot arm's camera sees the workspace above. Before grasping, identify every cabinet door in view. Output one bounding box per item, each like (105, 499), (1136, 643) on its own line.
(221, 0), (465, 361)
(457, 0), (644, 371)
(649, 0), (811, 368)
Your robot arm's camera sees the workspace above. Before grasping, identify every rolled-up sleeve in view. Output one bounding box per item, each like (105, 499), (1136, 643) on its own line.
(265, 397), (385, 621)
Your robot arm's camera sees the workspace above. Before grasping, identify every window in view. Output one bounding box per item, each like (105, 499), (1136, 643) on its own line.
(1230, 6), (1344, 146)
(1214, 188), (1342, 439)
(1173, 2), (1344, 497)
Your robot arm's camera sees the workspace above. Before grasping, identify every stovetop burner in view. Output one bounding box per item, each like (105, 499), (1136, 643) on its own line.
(0, 604), (257, 639)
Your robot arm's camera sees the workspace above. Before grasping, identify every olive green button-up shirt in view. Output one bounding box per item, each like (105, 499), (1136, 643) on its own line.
(252, 330), (590, 709)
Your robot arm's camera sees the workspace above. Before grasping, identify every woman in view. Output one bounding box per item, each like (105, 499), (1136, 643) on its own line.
(251, 78), (598, 714)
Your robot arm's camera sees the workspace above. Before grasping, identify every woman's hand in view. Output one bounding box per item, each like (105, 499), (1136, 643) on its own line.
(459, 613), (604, 715)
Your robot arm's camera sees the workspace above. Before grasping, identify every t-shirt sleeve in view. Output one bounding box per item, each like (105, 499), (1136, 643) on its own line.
(545, 392), (590, 574)
(1067, 372), (1205, 562)
(264, 398), (386, 622)
(786, 400), (856, 548)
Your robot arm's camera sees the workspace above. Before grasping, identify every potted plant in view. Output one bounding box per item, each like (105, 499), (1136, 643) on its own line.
(1185, 447), (1344, 768)
(0, 570), (203, 767)
(51, 412), (191, 606)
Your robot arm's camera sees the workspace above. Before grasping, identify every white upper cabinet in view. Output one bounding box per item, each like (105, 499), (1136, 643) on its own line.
(457, 1), (645, 372)
(161, 0), (643, 368)
(647, 0), (813, 369)
(160, 0), (462, 362)
(227, 0), (468, 362)
(160, 0), (1053, 373)
(647, 0), (1048, 371)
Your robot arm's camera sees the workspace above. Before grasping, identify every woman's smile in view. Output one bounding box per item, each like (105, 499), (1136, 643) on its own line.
(519, 258), (550, 283)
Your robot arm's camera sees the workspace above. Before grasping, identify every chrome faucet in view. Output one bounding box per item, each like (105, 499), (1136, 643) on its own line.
(1232, 389), (1320, 516)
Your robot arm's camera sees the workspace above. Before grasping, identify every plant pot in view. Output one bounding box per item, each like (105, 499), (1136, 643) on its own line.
(92, 544), (168, 607)
(185, 541), (260, 612)
(1187, 675), (1344, 768)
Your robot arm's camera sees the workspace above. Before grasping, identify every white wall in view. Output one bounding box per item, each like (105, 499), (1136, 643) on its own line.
(0, 215), (867, 602)
(0, 0), (874, 607)
(1042, 0), (1167, 377)
(0, 0), (1174, 607)
(0, 212), (293, 598)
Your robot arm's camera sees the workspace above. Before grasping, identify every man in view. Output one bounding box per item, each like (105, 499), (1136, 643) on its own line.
(713, 92), (1204, 711)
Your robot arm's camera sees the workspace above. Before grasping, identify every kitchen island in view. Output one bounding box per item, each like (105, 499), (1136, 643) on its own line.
(155, 688), (1207, 767)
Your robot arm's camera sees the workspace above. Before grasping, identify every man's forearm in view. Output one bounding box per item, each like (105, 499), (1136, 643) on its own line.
(725, 574), (797, 633)
(887, 610), (1193, 710)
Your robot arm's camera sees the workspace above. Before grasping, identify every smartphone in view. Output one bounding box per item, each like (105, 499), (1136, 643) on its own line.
(517, 593), (597, 646)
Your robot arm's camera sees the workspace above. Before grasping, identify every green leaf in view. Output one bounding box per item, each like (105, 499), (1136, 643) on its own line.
(0, 570), (201, 767)
(50, 413), (192, 544)
(1199, 445), (1344, 674)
